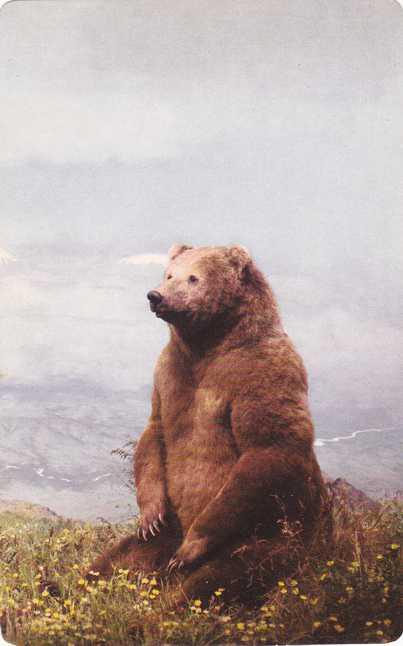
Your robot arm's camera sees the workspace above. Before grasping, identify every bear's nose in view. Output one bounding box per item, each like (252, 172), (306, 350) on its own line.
(147, 290), (163, 306)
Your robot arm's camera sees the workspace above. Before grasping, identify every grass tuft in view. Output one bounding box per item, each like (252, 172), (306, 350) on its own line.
(0, 494), (402, 645)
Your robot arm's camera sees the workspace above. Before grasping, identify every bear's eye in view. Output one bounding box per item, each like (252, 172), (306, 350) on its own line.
(188, 275), (199, 284)
(166, 274), (172, 280)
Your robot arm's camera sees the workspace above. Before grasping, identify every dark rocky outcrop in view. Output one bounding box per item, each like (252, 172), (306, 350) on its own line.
(325, 477), (381, 512)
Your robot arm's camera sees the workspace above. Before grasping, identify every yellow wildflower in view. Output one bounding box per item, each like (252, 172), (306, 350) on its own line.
(334, 625), (345, 633)
(329, 615), (338, 622)
(310, 597), (319, 606)
(365, 621), (373, 626)
(390, 543), (400, 550)
(313, 621), (321, 629)
(290, 579), (298, 586)
(384, 619), (392, 626)
(141, 576), (149, 584)
(214, 590), (223, 596)
(376, 554), (384, 560)
(326, 560), (334, 566)
(41, 590), (49, 597)
(193, 599), (202, 607)
(376, 630), (384, 636)
(150, 577), (158, 585)
(280, 588), (287, 594)
(78, 578), (85, 586)
(237, 622), (245, 631)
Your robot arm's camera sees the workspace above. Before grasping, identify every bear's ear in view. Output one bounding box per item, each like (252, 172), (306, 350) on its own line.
(168, 244), (193, 261)
(227, 245), (251, 277)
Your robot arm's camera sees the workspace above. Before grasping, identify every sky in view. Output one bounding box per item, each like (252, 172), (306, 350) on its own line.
(1, 0), (403, 435)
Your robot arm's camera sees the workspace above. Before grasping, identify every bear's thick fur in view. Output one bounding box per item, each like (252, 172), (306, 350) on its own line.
(90, 244), (329, 605)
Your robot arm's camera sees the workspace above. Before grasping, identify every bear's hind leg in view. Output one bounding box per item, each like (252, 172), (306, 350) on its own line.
(174, 554), (248, 608)
(172, 534), (305, 608)
(89, 527), (181, 580)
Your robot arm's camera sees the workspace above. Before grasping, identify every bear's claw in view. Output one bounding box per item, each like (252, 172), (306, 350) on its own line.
(167, 557), (184, 574)
(137, 514), (166, 541)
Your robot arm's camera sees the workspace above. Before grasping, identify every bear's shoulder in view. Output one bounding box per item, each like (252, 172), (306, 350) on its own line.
(215, 332), (300, 368)
(202, 333), (307, 396)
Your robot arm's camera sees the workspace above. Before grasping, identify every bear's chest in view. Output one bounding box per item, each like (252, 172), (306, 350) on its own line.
(159, 368), (230, 443)
(158, 358), (240, 524)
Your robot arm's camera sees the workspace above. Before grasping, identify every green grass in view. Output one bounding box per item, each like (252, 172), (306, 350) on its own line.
(0, 494), (401, 645)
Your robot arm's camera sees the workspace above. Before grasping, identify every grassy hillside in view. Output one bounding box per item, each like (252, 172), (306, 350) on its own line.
(0, 489), (401, 645)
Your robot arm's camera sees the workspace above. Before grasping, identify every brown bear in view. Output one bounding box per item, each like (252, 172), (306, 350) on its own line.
(90, 244), (329, 606)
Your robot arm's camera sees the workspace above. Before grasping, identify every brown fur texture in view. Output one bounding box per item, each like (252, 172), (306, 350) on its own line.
(90, 245), (329, 606)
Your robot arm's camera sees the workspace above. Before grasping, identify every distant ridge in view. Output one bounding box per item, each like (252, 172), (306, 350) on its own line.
(0, 498), (60, 520)
(0, 478), (385, 525)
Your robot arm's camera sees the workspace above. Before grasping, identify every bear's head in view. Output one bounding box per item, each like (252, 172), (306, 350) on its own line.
(146, 244), (252, 330)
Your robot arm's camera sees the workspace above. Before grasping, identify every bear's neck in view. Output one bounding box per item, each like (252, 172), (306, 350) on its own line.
(169, 270), (283, 360)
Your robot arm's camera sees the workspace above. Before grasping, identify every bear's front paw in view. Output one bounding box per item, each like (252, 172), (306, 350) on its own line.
(137, 504), (167, 542)
(167, 536), (209, 573)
